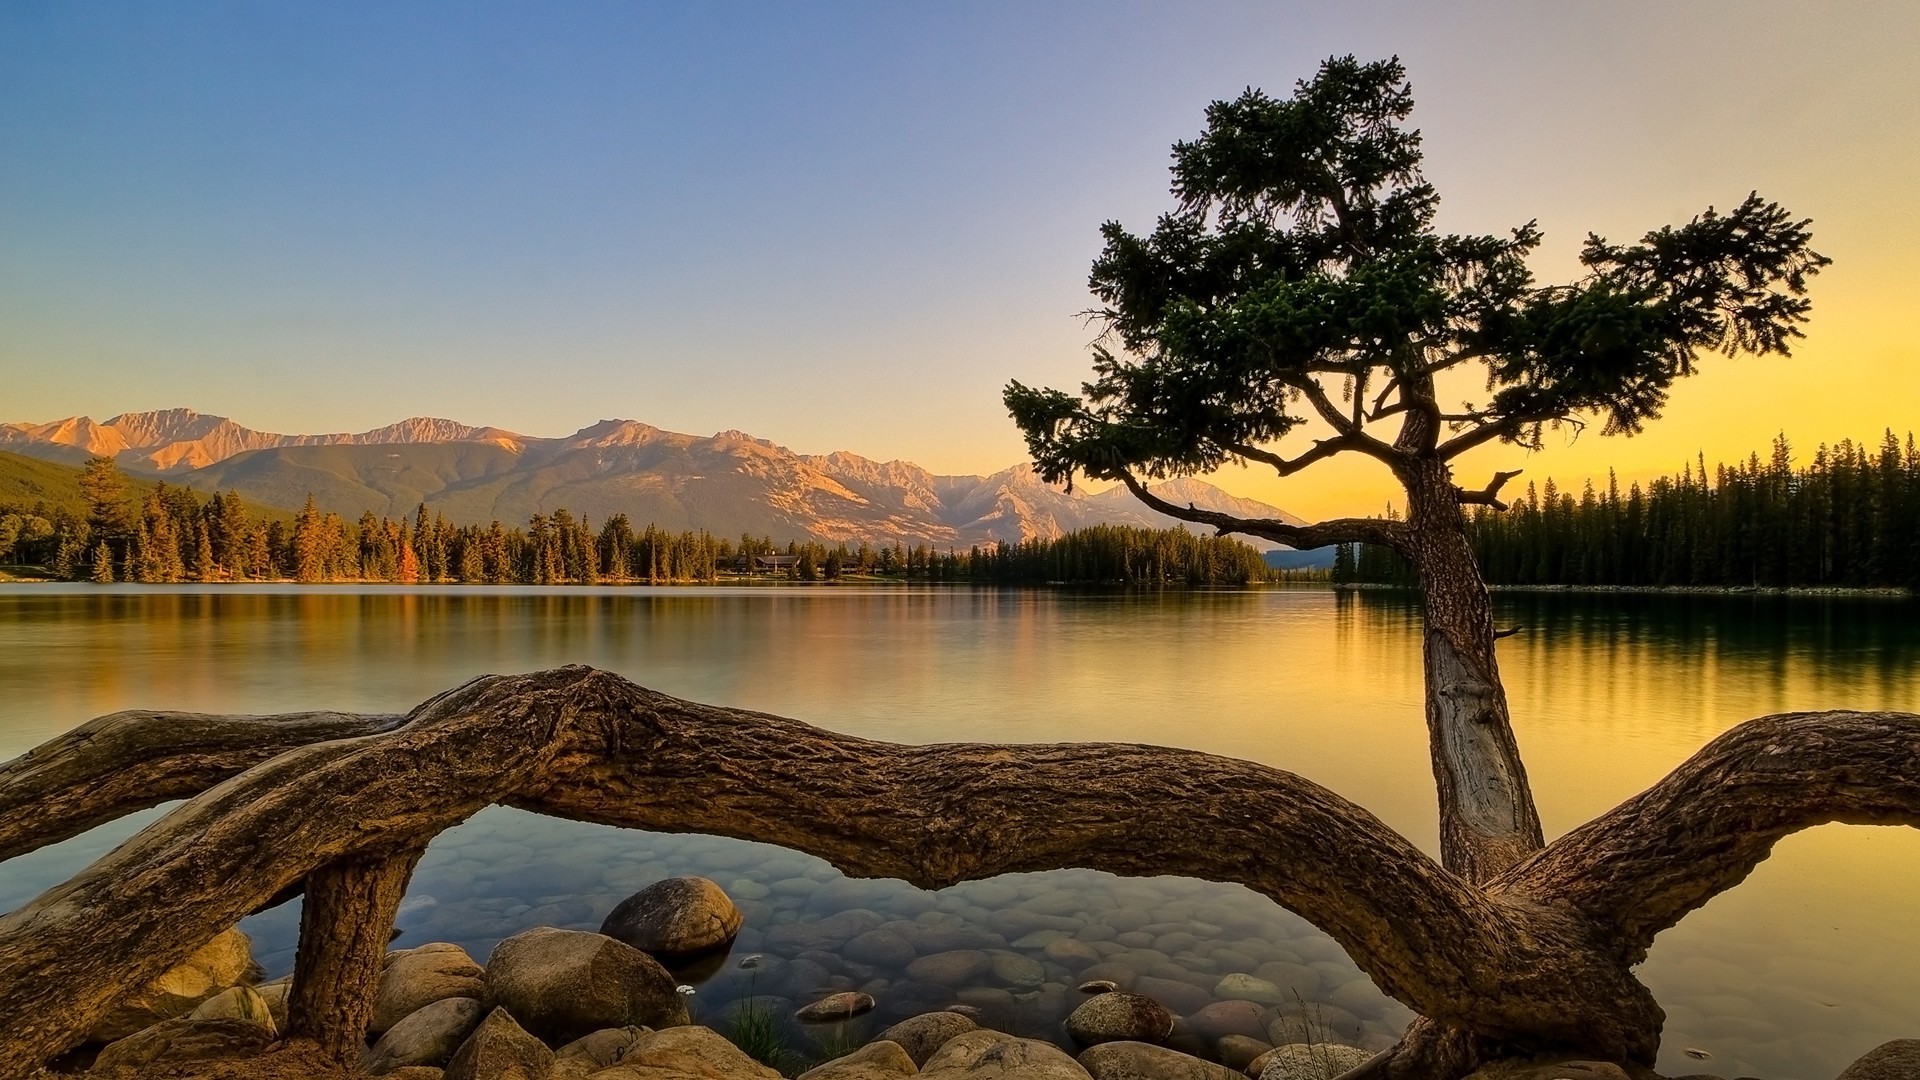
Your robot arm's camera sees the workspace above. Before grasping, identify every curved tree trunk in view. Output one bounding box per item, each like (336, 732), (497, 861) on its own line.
(0, 669), (1913, 1078)
(1401, 457), (1544, 883)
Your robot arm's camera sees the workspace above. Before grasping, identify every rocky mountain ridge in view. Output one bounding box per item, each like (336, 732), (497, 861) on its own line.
(0, 409), (1308, 548)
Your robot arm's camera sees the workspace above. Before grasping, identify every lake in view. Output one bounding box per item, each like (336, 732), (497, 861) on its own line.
(2, 584), (1916, 1077)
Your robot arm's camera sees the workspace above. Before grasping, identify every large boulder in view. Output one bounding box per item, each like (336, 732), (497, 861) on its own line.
(798, 1040), (919, 1080)
(1079, 1042), (1246, 1080)
(88, 927), (260, 1041)
(918, 1029), (1092, 1080)
(601, 877), (743, 958)
(905, 950), (992, 986)
(587, 1025), (782, 1080)
(485, 926), (689, 1045)
(1257, 1043), (1373, 1080)
(1838, 1041), (1920, 1080)
(797, 992), (878, 1022)
(446, 1006), (554, 1080)
(188, 985), (277, 1035)
(874, 1011), (979, 1066)
(92, 1016), (275, 1072)
(1178, 1001), (1268, 1043)
(1066, 994), (1174, 1047)
(553, 1025), (648, 1075)
(365, 997), (490, 1075)
(844, 929), (918, 968)
(375, 943), (488, 1035)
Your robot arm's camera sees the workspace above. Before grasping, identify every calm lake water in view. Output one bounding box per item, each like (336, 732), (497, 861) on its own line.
(2, 584), (1916, 1077)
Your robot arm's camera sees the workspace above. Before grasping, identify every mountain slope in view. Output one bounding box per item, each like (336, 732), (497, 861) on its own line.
(3, 409), (1310, 547)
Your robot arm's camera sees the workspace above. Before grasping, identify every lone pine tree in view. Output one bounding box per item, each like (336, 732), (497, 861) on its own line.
(1008, 56), (1843, 1073)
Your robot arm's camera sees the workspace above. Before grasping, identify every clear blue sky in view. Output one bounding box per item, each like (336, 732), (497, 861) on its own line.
(3, 2), (1914, 517)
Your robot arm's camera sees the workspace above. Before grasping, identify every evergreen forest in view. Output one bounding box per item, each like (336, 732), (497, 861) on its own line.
(1334, 431), (1920, 590)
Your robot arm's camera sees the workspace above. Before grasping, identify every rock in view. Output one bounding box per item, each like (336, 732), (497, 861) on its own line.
(256, 978), (292, 1032)
(919, 1029), (1092, 1080)
(987, 952), (1045, 990)
(1079, 1041), (1246, 1080)
(606, 1024), (782, 1079)
(799, 1040), (919, 1080)
(1257, 1043), (1373, 1080)
(1179, 1001), (1268, 1043)
(1214, 1036), (1271, 1073)
(1079, 980), (1120, 995)
(93, 1017), (275, 1071)
(1461, 1063), (1632, 1080)
(187, 984), (278, 1035)
(1245, 1049), (1277, 1079)
(485, 926), (688, 1045)
(375, 942), (488, 1035)
(845, 929), (918, 968)
(385, 1069), (447, 1080)
(768, 910), (887, 953)
(1211, 975), (1288, 1007)
(89, 927), (260, 1041)
(874, 1012), (979, 1066)
(1066, 993), (1174, 1047)
(906, 950), (992, 986)
(446, 1007), (554, 1080)
(365, 998), (490, 1074)
(553, 1025), (647, 1072)
(1045, 939), (1105, 970)
(1129, 977), (1213, 1017)
(1838, 1041), (1920, 1080)
(797, 992), (878, 1022)
(601, 877), (744, 958)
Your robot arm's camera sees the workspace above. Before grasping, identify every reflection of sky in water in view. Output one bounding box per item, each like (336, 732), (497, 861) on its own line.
(1, 585), (1916, 1076)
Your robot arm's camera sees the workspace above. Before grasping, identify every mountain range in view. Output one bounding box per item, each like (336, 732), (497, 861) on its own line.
(0, 409), (1309, 549)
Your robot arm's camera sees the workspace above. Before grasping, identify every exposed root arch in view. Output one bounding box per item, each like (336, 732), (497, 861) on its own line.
(0, 667), (1915, 1080)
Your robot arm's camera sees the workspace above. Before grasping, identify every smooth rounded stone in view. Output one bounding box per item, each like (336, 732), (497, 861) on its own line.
(1252, 962), (1319, 1000)
(485, 926), (688, 1045)
(1153, 933), (1202, 955)
(1107, 911), (1151, 934)
(1209, 949), (1261, 973)
(776, 957), (839, 999)
(1079, 980), (1120, 995)
(445, 1007), (552, 1080)
(906, 949), (993, 986)
(374, 942), (487, 1035)
(1067, 993), (1175, 1047)
(88, 926), (259, 1041)
(187, 984), (277, 1035)
(797, 992), (878, 1023)
(1214, 1035), (1272, 1073)
(613, 1025), (782, 1079)
(1212, 974), (1288, 1007)
(554, 1026), (648, 1071)
(879, 978), (957, 1018)
(799, 1040), (919, 1080)
(602, 876), (743, 958)
(1130, 977), (1214, 1017)
(774, 876), (823, 896)
(1078, 924), (1119, 944)
(1325, 978), (1388, 1019)
(1079, 963), (1136, 989)
(954, 986), (1020, 1031)
(989, 951), (1046, 989)
(919, 1029), (1093, 1080)
(365, 998), (489, 1074)
(945, 1005), (984, 1022)
(1838, 1041), (1920, 1080)
(1264, 1006), (1364, 1048)
(256, 978), (291, 1033)
(1079, 1041), (1246, 1080)
(728, 879), (772, 901)
(768, 910), (887, 953)
(874, 1011), (979, 1066)
(991, 909), (1082, 938)
(1145, 963), (1211, 988)
(1013, 929), (1072, 950)
(844, 928), (918, 968)
(1117, 932), (1156, 949)
(1180, 1001), (1268, 1043)
(1020, 891), (1091, 917)
(904, 925), (1008, 954)
(1044, 938), (1105, 970)
(1257, 1043), (1372, 1080)
(92, 1016), (275, 1071)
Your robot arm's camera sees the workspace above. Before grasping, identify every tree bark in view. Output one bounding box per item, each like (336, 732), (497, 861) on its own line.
(0, 668), (1914, 1078)
(286, 848), (424, 1062)
(1401, 457), (1544, 882)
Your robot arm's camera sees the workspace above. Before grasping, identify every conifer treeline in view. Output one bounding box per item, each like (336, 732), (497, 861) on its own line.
(0, 458), (1273, 586)
(1333, 431), (1920, 590)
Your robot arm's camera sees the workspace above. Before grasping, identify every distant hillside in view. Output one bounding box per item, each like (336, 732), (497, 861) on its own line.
(1, 409), (1310, 549)
(0, 451), (97, 518)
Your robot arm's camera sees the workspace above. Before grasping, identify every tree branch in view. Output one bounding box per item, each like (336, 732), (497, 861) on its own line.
(1502, 709), (1920, 956)
(0, 707), (408, 862)
(1223, 437), (1352, 478)
(1456, 470), (1524, 510)
(1119, 473), (1409, 551)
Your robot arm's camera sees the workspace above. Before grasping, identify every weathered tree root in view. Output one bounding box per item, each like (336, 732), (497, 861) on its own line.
(0, 667), (1914, 1079)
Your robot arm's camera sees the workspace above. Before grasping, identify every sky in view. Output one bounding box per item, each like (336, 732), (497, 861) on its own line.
(2, 1), (1915, 521)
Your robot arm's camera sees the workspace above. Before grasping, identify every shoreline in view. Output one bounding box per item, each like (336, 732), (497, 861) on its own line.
(1334, 582), (1912, 598)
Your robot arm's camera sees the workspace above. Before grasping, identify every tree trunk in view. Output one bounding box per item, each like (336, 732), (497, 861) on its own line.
(286, 848), (423, 1062)
(1402, 457), (1544, 883)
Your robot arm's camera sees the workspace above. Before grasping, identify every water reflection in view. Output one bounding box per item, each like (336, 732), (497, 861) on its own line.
(1, 585), (1916, 1076)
